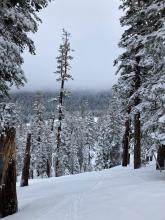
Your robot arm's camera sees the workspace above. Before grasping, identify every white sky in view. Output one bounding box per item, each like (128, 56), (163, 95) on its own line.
(22, 0), (123, 92)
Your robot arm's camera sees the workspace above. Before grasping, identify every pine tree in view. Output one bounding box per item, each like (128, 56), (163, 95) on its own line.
(137, 0), (165, 167)
(45, 119), (54, 177)
(75, 115), (86, 173)
(83, 113), (96, 172)
(95, 97), (122, 171)
(115, 0), (146, 169)
(116, 0), (165, 169)
(95, 116), (110, 170)
(55, 29), (74, 177)
(16, 123), (27, 176)
(0, 0), (51, 96)
(113, 82), (131, 167)
(108, 94), (122, 166)
(0, 1), (51, 217)
(31, 92), (48, 178)
(60, 114), (80, 175)
(15, 103), (27, 176)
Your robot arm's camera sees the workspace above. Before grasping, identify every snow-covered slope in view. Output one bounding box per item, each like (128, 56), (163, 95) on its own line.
(5, 165), (165, 220)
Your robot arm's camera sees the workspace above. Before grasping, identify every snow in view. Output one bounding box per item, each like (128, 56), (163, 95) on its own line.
(5, 165), (165, 220)
(94, 117), (98, 123)
(159, 115), (165, 123)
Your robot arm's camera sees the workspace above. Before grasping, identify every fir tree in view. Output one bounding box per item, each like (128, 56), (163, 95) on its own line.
(115, 0), (145, 169)
(0, 0), (51, 217)
(0, 0), (51, 96)
(55, 29), (74, 177)
(31, 92), (48, 178)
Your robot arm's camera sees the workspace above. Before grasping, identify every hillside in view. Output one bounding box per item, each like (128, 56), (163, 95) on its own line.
(5, 165), (165, 220)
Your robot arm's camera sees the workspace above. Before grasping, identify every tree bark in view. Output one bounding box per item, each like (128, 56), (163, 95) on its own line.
(46, 159), (51, 178)
(156, 145), (165, 170)
(134, 112), (141, 169)
(0, 128), (18, 218)
(133, 53), (141, 169)
(122, 115), (130, 167)
(0, 134), (4, 183)
(20, 133), (31, 187)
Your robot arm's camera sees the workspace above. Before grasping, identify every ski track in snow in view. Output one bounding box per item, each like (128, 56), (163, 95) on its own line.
(4, 165), (165, 220)
(65, 179), (103, 220)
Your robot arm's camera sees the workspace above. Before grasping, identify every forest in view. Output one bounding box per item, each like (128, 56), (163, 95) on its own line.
(0, 0), (165, 219)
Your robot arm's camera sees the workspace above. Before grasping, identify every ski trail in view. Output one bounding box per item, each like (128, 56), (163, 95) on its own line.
(6, 166), (165, 220)
(92, 180), (103, 191)
(65, 178), (104, 220)
(65, 193), (83, 220)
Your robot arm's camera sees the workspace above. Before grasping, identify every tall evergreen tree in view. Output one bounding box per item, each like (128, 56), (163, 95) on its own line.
(31, 92), (47, 178)
(95, 96), (122, 171)
(0, 0), (51, 217)
(55, 29), (74, 177)
(137, 0), (165, 166)
(115, 0), (146, 169)
(60, 114), (80, 175)
(116, 0), (165, 169)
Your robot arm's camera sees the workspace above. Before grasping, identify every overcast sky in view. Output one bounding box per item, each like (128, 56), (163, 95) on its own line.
(22, 0), (123, 92)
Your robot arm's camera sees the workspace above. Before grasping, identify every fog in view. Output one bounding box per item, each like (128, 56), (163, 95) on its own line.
(22, 0), (123, 92)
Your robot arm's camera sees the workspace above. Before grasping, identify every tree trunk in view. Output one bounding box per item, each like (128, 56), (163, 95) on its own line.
(0, 134), (4, 219)
(56, 125), (62, 177)
(0, 128), (18, 218)
(0, 134), (4, 183)
(156, 145), (165, 170)
(20, 133), (31, 187)
(30, 168), (33, 179)
(134, 112), (141, 169)
(133, 54), (141, 169)
(46, 159), (51, 177)
(56, 78), (65, 177)
(122, 117), (130, 167)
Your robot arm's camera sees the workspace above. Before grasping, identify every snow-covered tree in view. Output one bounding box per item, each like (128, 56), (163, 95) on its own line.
(115, 0), (146, 169)
(45, 119), (55, 177)
(60, 114), (80, 175)
(0, 0), (52, 96)
(116, 0), (165, 169)
(137, 0), (165, 166)
(31, 92), (47, 178)
(0, 1), (52, 217)
(82, 113), (96, 172)
(55, 29), (74, 177)
(16, 124), (27, 175)
(95, 96), (122, 171)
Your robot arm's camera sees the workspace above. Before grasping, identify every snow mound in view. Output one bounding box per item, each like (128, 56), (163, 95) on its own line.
(5, 165), (165, 220)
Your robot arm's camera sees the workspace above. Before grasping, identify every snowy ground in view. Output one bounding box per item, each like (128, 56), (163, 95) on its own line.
(5, 164), (165, 220)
